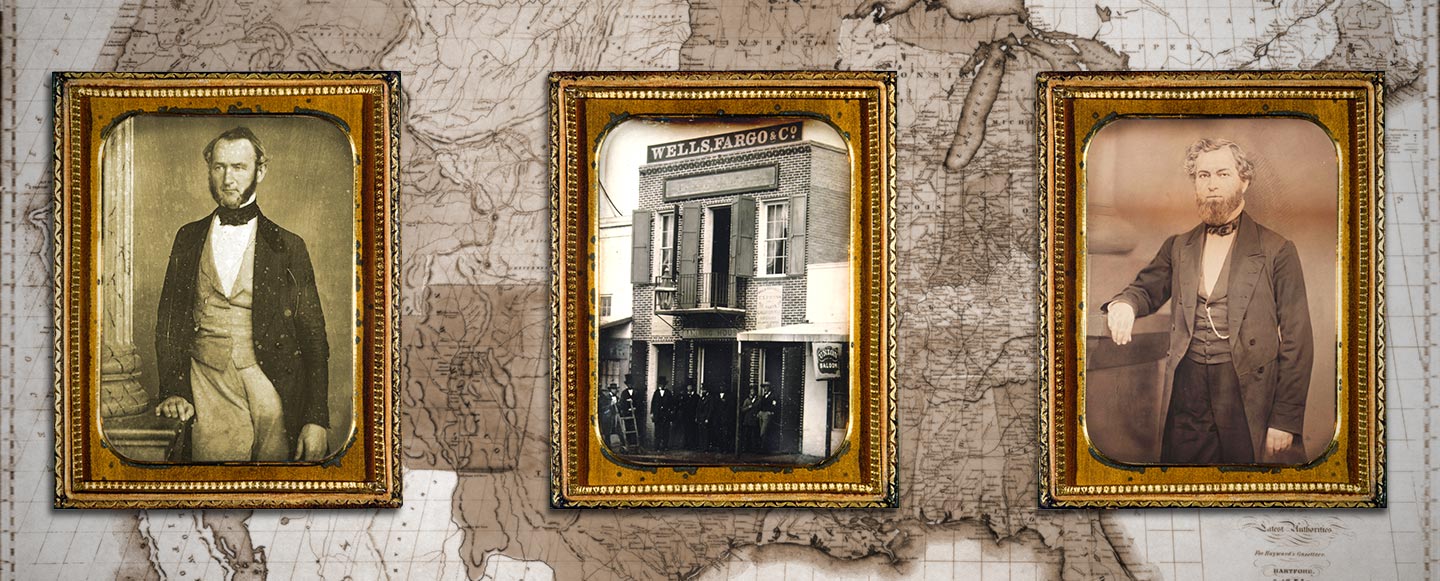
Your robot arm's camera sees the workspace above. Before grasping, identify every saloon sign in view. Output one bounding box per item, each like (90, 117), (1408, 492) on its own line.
(814, 342), (843, 379)
(647, 121), (803, 163)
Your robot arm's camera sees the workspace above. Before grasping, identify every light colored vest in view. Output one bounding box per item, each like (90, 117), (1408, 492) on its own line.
(191, 231), (258, 370)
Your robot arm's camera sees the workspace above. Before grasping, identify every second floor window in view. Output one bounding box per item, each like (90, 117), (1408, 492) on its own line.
(599, 294), (613, 317)
(656, 212), (675, 279)
(760, 200), (788, 276)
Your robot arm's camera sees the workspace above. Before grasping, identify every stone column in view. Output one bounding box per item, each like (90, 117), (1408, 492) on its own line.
(99, 119), (150, 418)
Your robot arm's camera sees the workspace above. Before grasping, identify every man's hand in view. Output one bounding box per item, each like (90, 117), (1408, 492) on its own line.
(1265, 428), (1295, 458)
(154, 396), (194, 422)
(1106, 301), (1136, 345)
(293, 424), (328, 461)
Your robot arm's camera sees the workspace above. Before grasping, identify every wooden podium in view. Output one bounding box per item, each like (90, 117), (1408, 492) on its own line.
(1084, 311), (1170, 463)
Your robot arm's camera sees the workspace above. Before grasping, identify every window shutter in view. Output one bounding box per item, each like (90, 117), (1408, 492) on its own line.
(631, 210), (652, 284)
(677, 206), (701, 306)
(730, 197), (756, 277)
(787, 195), (807, 276)
(679, 205), (701, 278)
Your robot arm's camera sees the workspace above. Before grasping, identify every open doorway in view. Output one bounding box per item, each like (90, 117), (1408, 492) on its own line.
(697, 342), (735, 396)
(705, 205), (732, 307)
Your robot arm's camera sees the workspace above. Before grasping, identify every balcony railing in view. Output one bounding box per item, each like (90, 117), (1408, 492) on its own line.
(654, 272), (742, 312)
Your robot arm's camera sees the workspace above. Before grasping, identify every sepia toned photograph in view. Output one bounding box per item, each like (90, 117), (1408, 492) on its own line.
(595, 118), (852, 466)
(55, 72), (401, 509)
(1085, 119), (1336, 467)
(103, 118), (354, 464)
(552, 71), (897, 508)
(1039, 71), (1385, 508)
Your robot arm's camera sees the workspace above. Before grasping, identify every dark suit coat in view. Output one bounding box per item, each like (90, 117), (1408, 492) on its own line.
(1108, 213), (1313, 462)
(618, 387), (641, 418)
(156, 212), (330, 438)
(709, 391), (735, 435)
(650, 388), (675, 424)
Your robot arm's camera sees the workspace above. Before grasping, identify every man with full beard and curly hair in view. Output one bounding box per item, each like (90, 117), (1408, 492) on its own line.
(1103, 138), (1313, 465)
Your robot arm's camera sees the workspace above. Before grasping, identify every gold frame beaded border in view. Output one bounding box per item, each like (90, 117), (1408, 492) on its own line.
(549, 71), (898, 508)
(53, 72), (402, 509)
(1037, 71), (1385, 508)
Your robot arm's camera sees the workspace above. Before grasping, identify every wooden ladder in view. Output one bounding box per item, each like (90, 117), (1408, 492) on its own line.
(618, 410), (641, 450)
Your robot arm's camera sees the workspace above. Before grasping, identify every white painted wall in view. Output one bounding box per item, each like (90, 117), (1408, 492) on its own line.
(805, 261), (850, 326)
(803, 262), (849, 457)
(801, 348), (828, 457)
(597, 216), (633, 325)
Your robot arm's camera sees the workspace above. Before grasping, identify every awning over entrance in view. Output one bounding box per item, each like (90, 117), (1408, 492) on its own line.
(599, 316), (632, 331)
(737, 323), (848, 343)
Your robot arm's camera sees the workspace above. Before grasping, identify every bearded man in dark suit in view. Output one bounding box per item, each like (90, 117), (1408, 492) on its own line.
(1104, 138), (1313, 465)
(153, 127), (330, 462)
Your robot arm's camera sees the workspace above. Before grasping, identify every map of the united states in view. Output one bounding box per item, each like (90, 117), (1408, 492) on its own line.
(1, 0), (1432, 579)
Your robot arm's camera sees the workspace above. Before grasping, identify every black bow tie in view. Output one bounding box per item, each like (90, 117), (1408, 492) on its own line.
(1205, 216), (1240, 236)
(216, 203), (260, 226)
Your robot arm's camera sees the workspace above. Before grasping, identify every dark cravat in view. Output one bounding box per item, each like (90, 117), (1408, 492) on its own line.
(216, 202), (260, 226)
(1205, 215), (1240, 236)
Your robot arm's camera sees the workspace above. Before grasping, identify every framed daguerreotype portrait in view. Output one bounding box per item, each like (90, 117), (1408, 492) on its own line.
(1039, 71), (1385, 508)
(550, 71), (897, 507)
(54, 72), (401, 508)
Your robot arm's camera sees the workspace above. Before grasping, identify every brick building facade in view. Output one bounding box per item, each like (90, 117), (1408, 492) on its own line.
(626, 122), (851, 459)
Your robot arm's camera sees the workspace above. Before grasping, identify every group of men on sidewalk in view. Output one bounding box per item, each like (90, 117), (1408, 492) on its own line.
(598, 375), (779, 455)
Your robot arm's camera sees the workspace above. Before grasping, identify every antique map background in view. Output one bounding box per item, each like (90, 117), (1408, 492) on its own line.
(2, 0), (1436, 579)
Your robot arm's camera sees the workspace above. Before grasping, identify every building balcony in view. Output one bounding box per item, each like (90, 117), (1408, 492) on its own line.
(654, 273), (746, 315)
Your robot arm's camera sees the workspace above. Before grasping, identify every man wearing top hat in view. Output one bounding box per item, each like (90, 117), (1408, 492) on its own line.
(650, 376), (676, 451)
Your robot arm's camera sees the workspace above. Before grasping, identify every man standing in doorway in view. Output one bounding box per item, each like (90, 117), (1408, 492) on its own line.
(709, 383), (736, 453)
(740, 382), (779, 454)
(679, 378), (701, 451)
(650, 377), (675, 451)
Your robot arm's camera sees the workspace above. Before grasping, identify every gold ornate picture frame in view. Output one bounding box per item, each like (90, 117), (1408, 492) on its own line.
(1039, 71), (1384, 508)
(550, 71), (897, 507)
(54, 72), (401, 508)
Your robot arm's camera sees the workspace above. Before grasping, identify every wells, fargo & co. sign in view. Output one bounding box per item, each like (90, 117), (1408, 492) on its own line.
(647, 121), (802, 163)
